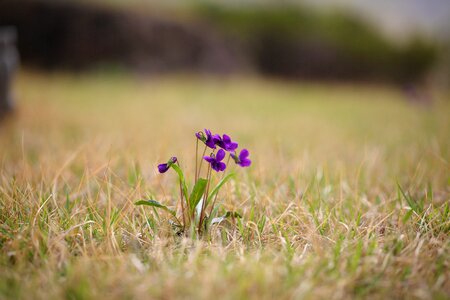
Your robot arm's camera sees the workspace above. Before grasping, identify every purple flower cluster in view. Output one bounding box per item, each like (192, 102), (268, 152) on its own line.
(196, 129), (251, 172)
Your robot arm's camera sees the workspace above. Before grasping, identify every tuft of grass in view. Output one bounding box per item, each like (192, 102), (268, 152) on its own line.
(0, 71), (449, 299)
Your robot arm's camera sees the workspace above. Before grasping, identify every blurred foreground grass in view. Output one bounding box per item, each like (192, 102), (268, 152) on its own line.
(0, 71), (449, 299)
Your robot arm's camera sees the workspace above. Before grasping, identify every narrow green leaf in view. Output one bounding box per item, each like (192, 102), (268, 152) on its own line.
(397, 183), (421, 214)
(110, 208), (120, 226)
(135, 199), (176, 216)
(349, 240), (363, 271)
(402, 209), (414, 223)
(171, 164), (189, 207)
(189, 178), (208, 212)
(257, 215), (266, 234)
(207, 173), (235, 205)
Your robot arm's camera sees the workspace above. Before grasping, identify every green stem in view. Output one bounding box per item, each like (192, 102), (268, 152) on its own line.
(209, 154), (231, 216)
(195, 138), (199, 183)
(178, 180), (187, 227)
(197, 145), (208, 179)
(176, 161), (189, 225)
(199, 164), (212, 233)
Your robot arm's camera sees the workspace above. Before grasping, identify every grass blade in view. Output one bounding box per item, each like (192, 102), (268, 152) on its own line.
(135, 199), (176, 217)
(207, 173), (235, 205)
(171, 164), (189, 207)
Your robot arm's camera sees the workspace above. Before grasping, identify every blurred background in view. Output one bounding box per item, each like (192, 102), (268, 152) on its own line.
(0, 0), (448, 175)
(1, 0), (449, 87)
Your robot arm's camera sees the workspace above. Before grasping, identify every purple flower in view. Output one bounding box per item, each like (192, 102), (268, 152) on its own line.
(231, 149), (251, 167)
(157, 157), (177, 173)
(216, 134), (238, 151)
(203, 149), (227, 172)
(196, 129), (219, 149)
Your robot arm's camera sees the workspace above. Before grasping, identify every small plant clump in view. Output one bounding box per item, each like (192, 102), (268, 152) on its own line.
(135, 129), (251, 237)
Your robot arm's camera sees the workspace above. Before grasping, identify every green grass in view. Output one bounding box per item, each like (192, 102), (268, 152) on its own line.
(0, 71), (449, 299)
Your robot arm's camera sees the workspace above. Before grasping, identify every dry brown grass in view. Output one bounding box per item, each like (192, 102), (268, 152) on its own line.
(0, 71), (449, 299)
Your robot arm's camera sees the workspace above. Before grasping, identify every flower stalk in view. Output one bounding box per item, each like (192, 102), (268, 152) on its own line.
(135, 129), (251, 237)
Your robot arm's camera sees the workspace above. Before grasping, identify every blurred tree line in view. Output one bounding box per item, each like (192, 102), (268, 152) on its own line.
(0, 0), (438, 84)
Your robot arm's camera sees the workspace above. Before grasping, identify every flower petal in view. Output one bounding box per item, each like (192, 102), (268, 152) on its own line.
(210, 162), (220, 172)
(158, 163), (169, 173)
(217, 162), (227, 171)
(222, 134), (231, 144)
(216, 149), (226, 161)
(205, 138), (216, 149)
(239, 149), (249, 160)
(228, 142), (238, 151)
(203, 156), (214, 163)
(239, 159), (251, 167)
(212, 134), (221, 144)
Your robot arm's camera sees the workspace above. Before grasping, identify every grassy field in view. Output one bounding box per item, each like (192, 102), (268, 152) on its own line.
(0, 71), (449, 299)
